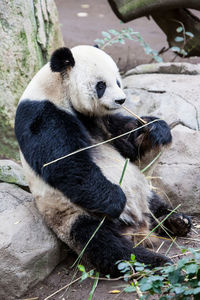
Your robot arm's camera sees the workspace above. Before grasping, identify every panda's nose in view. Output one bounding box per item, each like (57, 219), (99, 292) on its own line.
(115, 99), (126, 105)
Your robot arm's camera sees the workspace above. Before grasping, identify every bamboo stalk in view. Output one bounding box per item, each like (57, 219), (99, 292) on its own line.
(43, 118), (159, 168)
(122, 105), (147, 124)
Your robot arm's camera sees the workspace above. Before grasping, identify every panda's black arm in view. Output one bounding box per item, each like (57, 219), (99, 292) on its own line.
(103, 113), (172, 161)
(15, 100), (126, 218)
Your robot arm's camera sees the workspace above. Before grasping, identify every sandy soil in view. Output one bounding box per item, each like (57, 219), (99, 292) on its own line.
(20, 2), (200, 299)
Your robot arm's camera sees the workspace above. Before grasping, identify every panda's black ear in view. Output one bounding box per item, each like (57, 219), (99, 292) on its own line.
(50, 47), (75, 73)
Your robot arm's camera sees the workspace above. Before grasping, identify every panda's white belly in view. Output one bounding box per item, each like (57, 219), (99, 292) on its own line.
(20, 142), (151, 240)
(92, 144), (151, 225)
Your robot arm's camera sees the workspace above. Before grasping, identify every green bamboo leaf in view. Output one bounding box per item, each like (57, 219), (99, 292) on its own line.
(176, 26), (183, 33)
(171, 46), (181, 53)
(131, 254), (136, 262)
(81, 272), (88, 281)
(180, 49), (188, 56)
(124, 285), (136, 293)
(184, 264), (198, 274)
(185, 31), (194, 38)
(154, 55), (163, 63)
(119, 158), (129, 185)
(141, 152), (161, 173)
(140, 282), (152, 292)
(88, 272), (99, 300)
(94, 39), (105, 45)
(118, 262), (128, 270)
(78, 264), (85, 272)
(175, 36), (184, 42)
(108, 29), (119, 36)
(102, 31), (111, 39)
(118, 38), (125, 44)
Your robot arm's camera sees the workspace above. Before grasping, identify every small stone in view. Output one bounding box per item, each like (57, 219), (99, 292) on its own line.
(81, 4), (90, 8)
(77, 12), (88, 17)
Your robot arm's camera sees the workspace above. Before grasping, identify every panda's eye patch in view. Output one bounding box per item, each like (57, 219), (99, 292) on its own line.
(96, 81), (106, 98)
(116, 80), (121, 88)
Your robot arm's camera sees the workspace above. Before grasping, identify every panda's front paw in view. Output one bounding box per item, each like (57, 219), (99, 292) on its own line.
(141, 116), (172, 147)
(106, 185), (126, 219)
(157, 213), (192, 237)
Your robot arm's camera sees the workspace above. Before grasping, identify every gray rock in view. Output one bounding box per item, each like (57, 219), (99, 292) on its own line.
(123, 73), (200, 130)
(151, 125), (200, 215)
(0, 0), (63, 160)
(123, 65), (200, 214)
(0, 160), (28, 187)
(0, 183), (60, 300)
(125, 62), (200, 76)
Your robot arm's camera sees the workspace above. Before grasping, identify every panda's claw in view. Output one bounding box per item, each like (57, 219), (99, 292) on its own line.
(157, 212), (192, 237)
(141, 116), (172, 147)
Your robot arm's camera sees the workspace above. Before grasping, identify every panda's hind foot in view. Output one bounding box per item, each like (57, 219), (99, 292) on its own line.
(70, 215), (173, 277)
(133, 245), (172, 268)
(156, 212), (192, 237)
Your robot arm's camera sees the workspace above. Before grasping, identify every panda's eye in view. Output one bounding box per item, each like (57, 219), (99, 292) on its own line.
(116, 80), (121, 88)
(96, 81), (106, 98)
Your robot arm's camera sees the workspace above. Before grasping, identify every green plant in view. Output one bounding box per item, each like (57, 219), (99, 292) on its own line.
(118, 248), (200, 299)
(78, 248), (200, 300)
(94, 28), (163, 63)
(171, 25), (194, 57)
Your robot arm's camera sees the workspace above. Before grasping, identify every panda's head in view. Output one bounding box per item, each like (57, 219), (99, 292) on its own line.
(50, 46), (126, 116)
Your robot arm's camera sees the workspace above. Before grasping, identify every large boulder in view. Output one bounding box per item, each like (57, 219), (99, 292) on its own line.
(0, 183), (61, 300)
(0, 0), (63, 160)
(123, 63), (200, 214)
(152, 125), (200, 214)
(125, 62), (200, 76)
(123, 69), (200, 131)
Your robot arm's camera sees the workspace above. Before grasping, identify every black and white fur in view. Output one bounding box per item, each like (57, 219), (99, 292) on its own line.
(15, 46), (191, 276)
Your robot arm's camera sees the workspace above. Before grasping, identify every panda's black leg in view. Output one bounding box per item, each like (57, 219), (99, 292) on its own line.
(70, 215), (171, 277)
(149, 192), (192, 237)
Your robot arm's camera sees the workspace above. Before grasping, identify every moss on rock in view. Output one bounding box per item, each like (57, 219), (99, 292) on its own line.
(0, 0), (63, 159)
(0, 159), (28, 186)
(0, 107), (19, 160)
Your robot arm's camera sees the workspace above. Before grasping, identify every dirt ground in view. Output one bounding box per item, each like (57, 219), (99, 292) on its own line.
(54, 0), (200, 70)
(21, 1), (200, 300)
(22, 217), (200, 300)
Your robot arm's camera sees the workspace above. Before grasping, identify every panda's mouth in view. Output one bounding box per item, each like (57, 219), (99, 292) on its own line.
(103, 105), (119, 111)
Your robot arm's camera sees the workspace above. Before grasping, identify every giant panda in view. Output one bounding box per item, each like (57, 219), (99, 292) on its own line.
(15, 46), (191, 276)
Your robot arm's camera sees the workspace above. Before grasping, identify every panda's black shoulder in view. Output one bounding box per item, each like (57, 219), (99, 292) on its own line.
(15, 99), (94, 177)
(15, 99), (91, 151)
(74, 110), (109, 140)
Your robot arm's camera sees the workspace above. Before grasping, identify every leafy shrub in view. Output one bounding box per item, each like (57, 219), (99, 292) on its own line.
(94, 28), (163, 63)
(78, 248), (200, 300)
(117, 248), (200, 299)
(171, 26), (194, 57)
